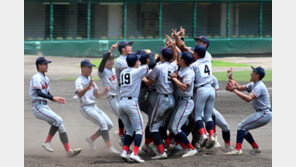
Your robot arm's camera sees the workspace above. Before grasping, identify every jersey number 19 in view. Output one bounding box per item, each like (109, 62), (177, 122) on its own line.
(120, 73), (131, 85)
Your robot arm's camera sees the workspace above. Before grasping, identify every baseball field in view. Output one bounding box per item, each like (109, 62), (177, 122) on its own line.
(24, 55), (272, 167)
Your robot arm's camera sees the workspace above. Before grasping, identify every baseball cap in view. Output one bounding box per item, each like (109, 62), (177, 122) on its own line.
(194, 44), (206, 58)
(103, 51), (114, 60)
(181, 51), (194, 65)
(194, 36), (210, 48)
(35, 56), (52, 65)
(137, 50), (149, 64)
(126, 53), (141, 67)
(251, 66), (265, 80)
(118, 41), (133, 53)
(80, 59), (96, 67)
(161, 48), (173, 61)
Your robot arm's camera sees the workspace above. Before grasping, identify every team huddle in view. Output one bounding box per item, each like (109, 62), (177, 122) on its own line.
(29, 28), (272, 163)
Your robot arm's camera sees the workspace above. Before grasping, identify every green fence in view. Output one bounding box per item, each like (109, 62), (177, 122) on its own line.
(24, 0), (272, 57)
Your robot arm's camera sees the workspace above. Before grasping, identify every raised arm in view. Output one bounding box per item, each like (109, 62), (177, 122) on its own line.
(98, 41), (118, 73)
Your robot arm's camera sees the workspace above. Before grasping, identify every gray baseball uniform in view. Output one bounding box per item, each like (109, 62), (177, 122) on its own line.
(75, 75), (113, 131)
(30, 72), (66, 133)
(115, 55), (128, 99)
(118, 65), (149, 136)
(169, 67), (195, 135)
(98, 68), (120, 117)
(191, 58), (215, 122)
(237, 80), (272, 132)
(149, 62), (177, 132)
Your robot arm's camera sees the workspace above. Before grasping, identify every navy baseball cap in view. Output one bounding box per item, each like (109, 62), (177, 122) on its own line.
(137, 50), (148, 64)
(194, 36), (210, 48)
(118, 41), (133, 53)
(251, 66), (265, 80)
(194, 44), (206, 58)
(181, 51), (194, 65)
(103, 51), (114, 60)
(80, 59), (95, 67)
(35, 56), (52, 65)
(126, 53), (141, 67)
(161, 48), (173, 60)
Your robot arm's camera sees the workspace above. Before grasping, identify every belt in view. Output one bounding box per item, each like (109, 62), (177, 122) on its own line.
(33, 100), (47, 105)
(109, 95), (117, 99)
(160, 94), (169, 97)
(121, 97), (136, 100)
(177, 97), (193, 100)
(256, 107), (272, 112)
(151, 88), (157, 92)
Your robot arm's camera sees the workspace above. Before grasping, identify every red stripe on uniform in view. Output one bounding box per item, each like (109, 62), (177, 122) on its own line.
(240, 112), (267, 130)
(150, 98), (161, 130)
(34, 105), (57, 124)
(176, 100), (189, 133)
(135, 101), (143, 132)
(193, 89), (198, 120)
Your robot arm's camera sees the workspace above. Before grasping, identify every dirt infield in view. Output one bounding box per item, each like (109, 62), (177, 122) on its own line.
(24, 55), (272, 167)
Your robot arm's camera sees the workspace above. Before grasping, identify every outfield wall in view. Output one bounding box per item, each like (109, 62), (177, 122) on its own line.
(24, 38), (272, 57)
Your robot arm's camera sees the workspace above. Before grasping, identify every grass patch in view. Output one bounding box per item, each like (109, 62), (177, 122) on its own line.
(213, 70), (272, 82)
(212, 60), (250, 67)
(90, 59), (116, 68)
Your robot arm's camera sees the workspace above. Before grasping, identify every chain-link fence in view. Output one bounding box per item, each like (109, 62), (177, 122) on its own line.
(24, 0), (272, 41)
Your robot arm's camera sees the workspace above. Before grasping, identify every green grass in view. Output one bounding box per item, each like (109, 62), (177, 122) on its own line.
(90, 59), (116, 68)
(213, 70), (272, 82)
(212, 60), (250, 67)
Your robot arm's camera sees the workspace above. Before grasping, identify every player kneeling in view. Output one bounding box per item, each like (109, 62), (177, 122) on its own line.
(118, 53), (149, 163)
(75, 59), (119, 154)
(168, 52), (198, 157)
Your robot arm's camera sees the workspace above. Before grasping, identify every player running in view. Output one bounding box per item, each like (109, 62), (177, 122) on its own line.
(226, 67), (272, 155)
(29, 56), (81, 157)
(75, 59), (119, 154)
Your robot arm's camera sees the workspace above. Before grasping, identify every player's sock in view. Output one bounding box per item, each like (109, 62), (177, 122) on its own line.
(164, 138), (170, 148)
(212, 115), (216, 134)
(235, 130), (246, 150)
(118, 119), (124, 136)
(133, 134), (142, 155)
(90, 129), (102, 141)
(176, 132), (194, 150)
(152, 132), (164, 154)
(206, 121), (214, 137)
(45, 125), (59, 143)
(159, 126), (169, 141)
(123, 134), (133, 153)
(101, 130), (112, 148)
(244, 132), (259, 149)
(222, 130), (231, 146)
(145, 126), (152, 145)
(196, 120), (205, 137)
(59, 132), (70, 153)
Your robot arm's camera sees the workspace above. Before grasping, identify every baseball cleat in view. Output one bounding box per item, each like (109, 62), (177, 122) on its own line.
(121, 150), (132, 162)
(225, 143), (233, 151)
(226, 149), (243, 155)
(108, 146), (120, 154)
(151, 152), (168, 160)
(199, 134), (209, 148)
(130, 152), (145, 163)
(67, 148), (82, 157)
(249, 147), (262, 155)
(119, 135), (124, 147)
(206, 136), (215, 149)
(181, 148), (198, 158)
(148, 143), (159, 155)
(214, 134), (221, 148)
(175, 149), (188, 156)
(42, 142), (54, 152)
(85, 137), (96, 151)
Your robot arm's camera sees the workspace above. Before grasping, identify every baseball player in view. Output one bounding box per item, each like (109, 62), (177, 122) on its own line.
(142, 47), (178, 159)
(29, 56), (81, 157)
(98, 42), (125, 146)
(118, 53), (149, 163)
(191, 44), (216, 149)
(194, 36), (212, 62)
(226, 66), (272, 155)
(168, 51), (198, 157)
(75, 59), (119, 154)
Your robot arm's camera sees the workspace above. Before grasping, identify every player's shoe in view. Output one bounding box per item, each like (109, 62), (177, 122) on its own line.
(175, 149), (188, 156)
(42, 142), (54, 152)
(249, 147), (262, 155)
(181, 148), (198, 158)
(151, 152), (168, 160)
(148, 143), (159, 155)
(85, 137), (96, 151)
(67, 148), (82, 157)
(213, 134), (221, 148)
(119, 134), (124, 147)
(226, 149), (243, 155)
(121, 150), (132, 162)
(130, 152), (145, 163)
(200, 134), (209, 148)
(206, 135), (216, 149)
(225, 143), (233, 151)
(108, 146), (120, 154)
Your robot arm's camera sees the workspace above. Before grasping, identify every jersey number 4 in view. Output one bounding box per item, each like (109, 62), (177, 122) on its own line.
(204, 65), (210, 75)
(120, 73), (131, 85)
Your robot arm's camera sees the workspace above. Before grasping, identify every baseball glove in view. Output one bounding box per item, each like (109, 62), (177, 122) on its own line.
(226, 80), (236, 92)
